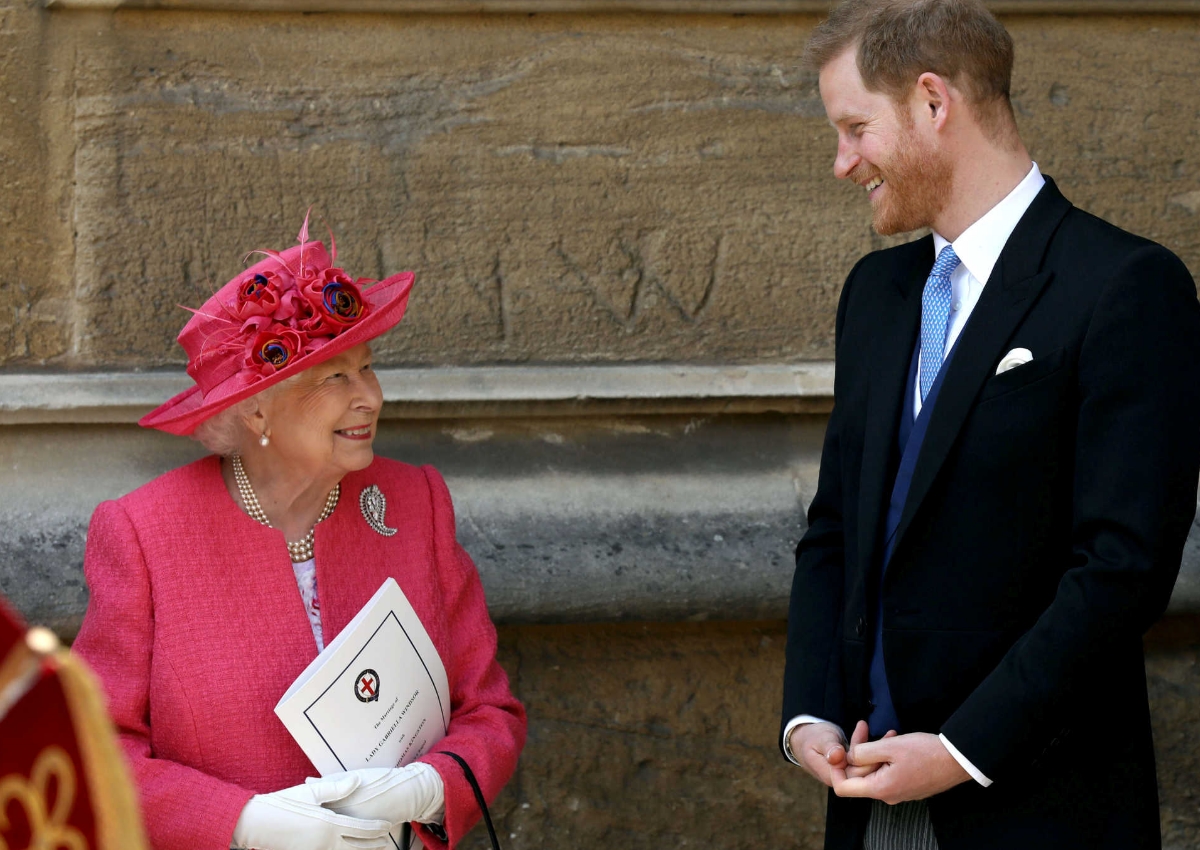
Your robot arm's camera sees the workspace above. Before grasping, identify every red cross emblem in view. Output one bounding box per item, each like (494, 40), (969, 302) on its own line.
(354, 669), (380, 703)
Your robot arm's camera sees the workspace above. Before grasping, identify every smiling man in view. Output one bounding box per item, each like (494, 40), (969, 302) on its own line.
(779, 1), (1200, 849)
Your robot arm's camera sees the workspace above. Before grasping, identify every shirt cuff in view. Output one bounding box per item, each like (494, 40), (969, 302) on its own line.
(782, 715), (847, 766)
(939, 733), (992, 787)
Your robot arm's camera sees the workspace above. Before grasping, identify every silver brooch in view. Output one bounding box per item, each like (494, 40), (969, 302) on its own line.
(360, 485), (397, 537)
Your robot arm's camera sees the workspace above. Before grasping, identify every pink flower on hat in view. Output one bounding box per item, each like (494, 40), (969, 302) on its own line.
(246, 325), (310, 375)
(230, 271), (286, 321)
(225, 245), (369, 372)
(275, 288), (309, 323)
(298, 269), (370, 329)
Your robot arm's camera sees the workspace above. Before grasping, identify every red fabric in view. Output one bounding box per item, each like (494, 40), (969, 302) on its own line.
(72, 456), (526, 850)
(0, 671), (99, 849)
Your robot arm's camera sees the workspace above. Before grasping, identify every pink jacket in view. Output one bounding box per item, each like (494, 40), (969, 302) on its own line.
(73, 455), (526, 850)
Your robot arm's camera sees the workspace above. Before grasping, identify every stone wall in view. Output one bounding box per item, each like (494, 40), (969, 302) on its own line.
(1, 5), (1198, 368)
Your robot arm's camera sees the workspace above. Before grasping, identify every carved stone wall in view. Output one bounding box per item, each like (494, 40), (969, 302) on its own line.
(1, 5), (1198, 368)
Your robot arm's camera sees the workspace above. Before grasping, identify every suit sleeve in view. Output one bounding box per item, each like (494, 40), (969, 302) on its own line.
(414, 467), (527, 850)
(940, 245), (1200, 780)
(72, 500), (254, 850)
(780, 258), (864, 752)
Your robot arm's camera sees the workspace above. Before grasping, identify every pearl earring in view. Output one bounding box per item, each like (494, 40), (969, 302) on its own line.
(259, 433), (270, 448)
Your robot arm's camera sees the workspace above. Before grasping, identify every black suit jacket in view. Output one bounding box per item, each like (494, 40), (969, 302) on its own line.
(781, 178), (1200, 850)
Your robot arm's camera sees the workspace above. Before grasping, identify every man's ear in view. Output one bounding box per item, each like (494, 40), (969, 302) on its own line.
(914, 71), (952, 132)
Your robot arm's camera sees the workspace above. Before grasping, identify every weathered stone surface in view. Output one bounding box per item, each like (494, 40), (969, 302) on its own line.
(1148, 629), (1200, 850)
(0, 363), (836, 425)
(39, 2), (1200, 13)
(3, 11), (1196, 368)
(0, 1), (71, 367)
(49, 13), (820, 368)
(488, 621), (826, 850)
(1007, 16), (1200, 271)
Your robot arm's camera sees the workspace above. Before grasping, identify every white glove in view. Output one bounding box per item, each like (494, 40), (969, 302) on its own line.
(231, 774), (396, 850)
(312, 763), (445, 826)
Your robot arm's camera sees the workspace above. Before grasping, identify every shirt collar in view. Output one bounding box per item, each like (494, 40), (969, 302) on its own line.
(933, 163), (1045, 285)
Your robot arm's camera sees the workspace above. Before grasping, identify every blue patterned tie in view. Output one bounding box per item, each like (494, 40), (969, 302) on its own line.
(919, 245), (962, 402)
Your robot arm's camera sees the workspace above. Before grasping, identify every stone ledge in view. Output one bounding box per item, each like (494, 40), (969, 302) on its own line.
(1, 410), (1197, 638)
(0, 363), (836, 424)
(43, 0), (1200, 13)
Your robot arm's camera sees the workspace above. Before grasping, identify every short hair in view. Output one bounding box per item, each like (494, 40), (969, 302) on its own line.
(190, 377), (294, 457)
(805, 0), (1016, 132)
(192, 397), (258, 457)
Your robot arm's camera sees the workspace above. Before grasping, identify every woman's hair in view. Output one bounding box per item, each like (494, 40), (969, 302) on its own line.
(192, 397), (259, 457)
(804, 0), (1016, 138)
(191, 377), (294, 456)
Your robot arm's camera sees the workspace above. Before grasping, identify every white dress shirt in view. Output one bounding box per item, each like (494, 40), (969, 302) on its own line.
(784, 163), (1046, 788)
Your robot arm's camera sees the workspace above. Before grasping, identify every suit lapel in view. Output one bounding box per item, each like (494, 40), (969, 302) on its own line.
(856, 238), (930, 579)
(888, 179), (1073, 561)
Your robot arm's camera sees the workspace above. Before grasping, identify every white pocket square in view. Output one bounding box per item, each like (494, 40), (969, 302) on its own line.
(996, 348), (1033, 375)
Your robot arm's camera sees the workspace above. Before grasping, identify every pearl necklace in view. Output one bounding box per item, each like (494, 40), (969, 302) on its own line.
(231, 454), (339, 563)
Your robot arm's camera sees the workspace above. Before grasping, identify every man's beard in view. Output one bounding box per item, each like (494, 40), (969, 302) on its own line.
(857, 130), (952, 236)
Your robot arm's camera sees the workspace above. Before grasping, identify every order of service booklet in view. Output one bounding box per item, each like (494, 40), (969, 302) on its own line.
(275, 577), (450, 780)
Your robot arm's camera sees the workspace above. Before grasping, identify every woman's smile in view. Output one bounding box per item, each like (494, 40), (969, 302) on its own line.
(335, 424), (373, 440)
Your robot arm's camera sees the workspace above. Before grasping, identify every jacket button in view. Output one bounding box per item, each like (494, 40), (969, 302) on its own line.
(855, 616), (866, 637)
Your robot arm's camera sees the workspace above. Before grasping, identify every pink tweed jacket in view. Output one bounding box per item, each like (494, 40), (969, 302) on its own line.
(73, 455), (526, 850)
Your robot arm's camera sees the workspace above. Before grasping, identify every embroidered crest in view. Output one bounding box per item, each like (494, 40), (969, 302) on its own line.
(360, 485), (397, 537)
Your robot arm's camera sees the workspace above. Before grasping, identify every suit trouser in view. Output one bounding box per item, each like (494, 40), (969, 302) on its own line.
(862, 800), (939, 850)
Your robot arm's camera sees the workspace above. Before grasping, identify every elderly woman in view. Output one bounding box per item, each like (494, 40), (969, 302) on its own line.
(72, 220), (525, 850)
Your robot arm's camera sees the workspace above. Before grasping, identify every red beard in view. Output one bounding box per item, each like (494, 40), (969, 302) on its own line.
(852, 123), (953, 236)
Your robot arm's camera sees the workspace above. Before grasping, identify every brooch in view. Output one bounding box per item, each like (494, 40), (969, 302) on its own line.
(360, 485), (398, 537)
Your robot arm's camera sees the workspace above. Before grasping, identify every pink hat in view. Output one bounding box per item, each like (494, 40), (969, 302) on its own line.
(140, 217), (414, 436)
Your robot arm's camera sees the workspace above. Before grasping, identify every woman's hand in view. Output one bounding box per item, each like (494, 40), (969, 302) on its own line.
(231, 774), (396, 850)
(311, 763), (445, 826)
